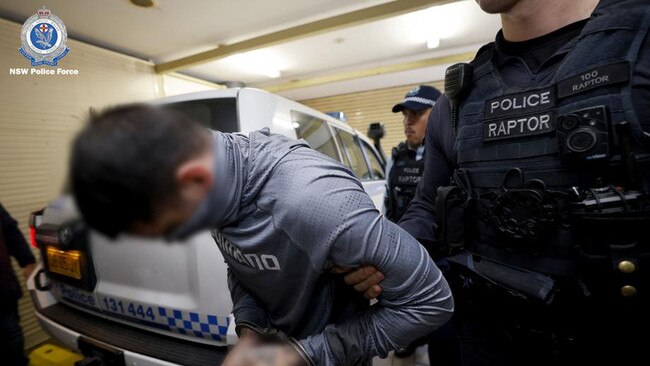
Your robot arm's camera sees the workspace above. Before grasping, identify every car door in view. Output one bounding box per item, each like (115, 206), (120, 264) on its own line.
(291, 110), (345, 163)
(290, 110), (386, 209)
(332, 127), (386, 209)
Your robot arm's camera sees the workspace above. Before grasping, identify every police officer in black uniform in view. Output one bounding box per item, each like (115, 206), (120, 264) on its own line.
(384, 85), (441, 223)
(0, 202), (36, 366)
(386, 86), (459, 364)
(400, 0), (650, 364)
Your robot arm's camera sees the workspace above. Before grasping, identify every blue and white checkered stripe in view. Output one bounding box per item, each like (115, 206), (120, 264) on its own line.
(52, 282), (230, 341)
(402, 96), (436, 106)
(158, 307), (230, 341)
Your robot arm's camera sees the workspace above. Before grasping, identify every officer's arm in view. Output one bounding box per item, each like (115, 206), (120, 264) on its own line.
(633, 26), (650, 133)
(398, 97), (455, 250)
(0, 203), (36, 267)
(276, 160), (453, 366)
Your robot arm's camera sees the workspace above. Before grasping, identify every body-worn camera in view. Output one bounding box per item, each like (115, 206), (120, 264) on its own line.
(557, 105), (610, 162)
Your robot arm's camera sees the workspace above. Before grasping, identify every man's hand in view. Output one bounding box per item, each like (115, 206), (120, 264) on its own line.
(238, 344), (306, 366)
(331, 265), (384, 300)
(22, 263), (36, 281)
(222, 328), (262, 366)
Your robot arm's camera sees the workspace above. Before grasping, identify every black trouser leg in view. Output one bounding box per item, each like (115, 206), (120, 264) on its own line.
(0, 301), (29, 366)
(427, 320), (460, 366)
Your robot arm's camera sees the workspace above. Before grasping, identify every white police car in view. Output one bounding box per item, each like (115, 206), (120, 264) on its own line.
(26, 88), (386, 366)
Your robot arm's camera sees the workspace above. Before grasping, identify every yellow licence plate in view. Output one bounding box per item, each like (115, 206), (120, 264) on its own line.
(46, 247), (82, 280)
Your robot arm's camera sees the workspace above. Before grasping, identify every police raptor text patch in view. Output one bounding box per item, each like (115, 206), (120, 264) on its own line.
(557, 61), (629, 98)
(483, 87), (556, 142)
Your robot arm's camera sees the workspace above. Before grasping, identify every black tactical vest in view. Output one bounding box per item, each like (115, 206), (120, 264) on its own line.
(441, 0), (650, 296)
(386, 142), (425, 222)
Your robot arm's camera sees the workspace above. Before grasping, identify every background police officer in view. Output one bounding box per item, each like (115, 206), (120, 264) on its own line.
(384, 85), (441, 223)
(385, 86), (459, 364)
(0, 202), (35, 366)
(398, 0), (650, 364)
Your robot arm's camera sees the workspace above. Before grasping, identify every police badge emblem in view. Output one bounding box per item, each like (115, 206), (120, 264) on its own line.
(407, 86), (421, 96)
(19, 7), (70, 67)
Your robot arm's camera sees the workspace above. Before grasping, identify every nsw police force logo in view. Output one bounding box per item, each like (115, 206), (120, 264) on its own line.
(19, 7), (70, 67)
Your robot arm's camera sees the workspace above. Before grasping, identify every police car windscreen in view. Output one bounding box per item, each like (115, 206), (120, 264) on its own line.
(166, 98), (239, 133)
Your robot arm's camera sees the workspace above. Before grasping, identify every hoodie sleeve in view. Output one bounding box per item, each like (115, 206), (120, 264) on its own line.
(227, 268), (272, 331)
(274, 154), (454, 366)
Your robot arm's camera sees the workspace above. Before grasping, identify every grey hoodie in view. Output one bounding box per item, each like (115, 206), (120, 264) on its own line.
(173, 129), (454, 366)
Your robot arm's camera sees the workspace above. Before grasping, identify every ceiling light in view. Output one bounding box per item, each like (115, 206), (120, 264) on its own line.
(400, 0), (476, 45)
(221, 49), (287, 80)
(427, 36), (440, 49)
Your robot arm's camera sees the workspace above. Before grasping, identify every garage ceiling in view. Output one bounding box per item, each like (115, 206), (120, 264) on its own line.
(189, 1), (499, 84)
(0, 0), (388, 61)
(0, 0), (501, 94)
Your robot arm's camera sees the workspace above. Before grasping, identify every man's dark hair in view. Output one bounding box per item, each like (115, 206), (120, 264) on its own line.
(71, 104), (211, 238)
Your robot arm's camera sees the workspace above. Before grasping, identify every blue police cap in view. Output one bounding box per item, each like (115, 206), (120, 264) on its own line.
(392, 85), (442, 113)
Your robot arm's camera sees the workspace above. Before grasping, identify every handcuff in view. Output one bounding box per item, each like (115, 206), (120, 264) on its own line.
(235, 322), (315, 366)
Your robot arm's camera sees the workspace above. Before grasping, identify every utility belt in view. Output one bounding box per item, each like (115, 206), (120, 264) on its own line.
(447, 257), (650, 359)
(435, 167), (650, 303)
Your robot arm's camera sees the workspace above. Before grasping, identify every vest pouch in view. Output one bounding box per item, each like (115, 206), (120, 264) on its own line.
(435, 185), (470, 248)
(571, 187), (650, 296)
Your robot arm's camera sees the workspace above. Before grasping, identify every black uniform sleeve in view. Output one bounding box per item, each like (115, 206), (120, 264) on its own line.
(0, 203), (35, 267)
(398, 95), (456, 251)
(632, 30), (650, 134)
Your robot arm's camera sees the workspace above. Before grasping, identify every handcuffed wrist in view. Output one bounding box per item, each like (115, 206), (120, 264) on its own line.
(288, 338), (315, 366)
(235, 321), (289, 343)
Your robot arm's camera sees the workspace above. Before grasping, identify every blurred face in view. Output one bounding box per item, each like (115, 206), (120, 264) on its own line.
(130, 150), (215, 237)
(474, 0), (523, 13)
(402, 107), (431, 147)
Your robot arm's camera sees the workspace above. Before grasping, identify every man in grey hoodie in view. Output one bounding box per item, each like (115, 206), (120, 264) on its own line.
(70, 104), (453, 366)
